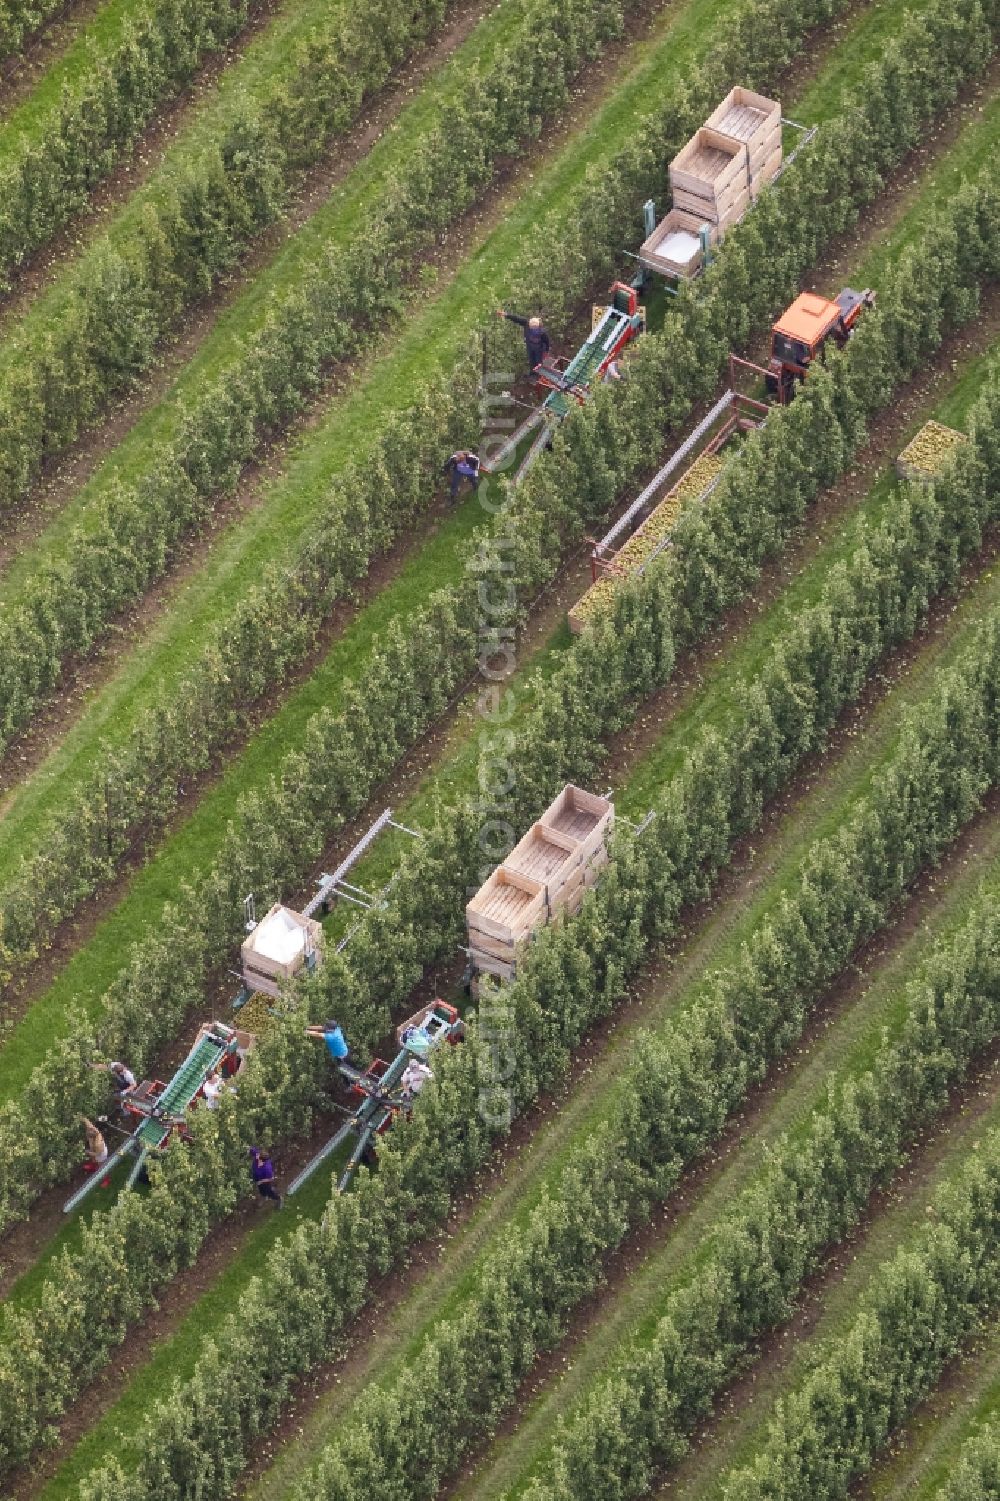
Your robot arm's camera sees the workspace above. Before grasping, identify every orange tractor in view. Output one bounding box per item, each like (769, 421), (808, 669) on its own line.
(762, 288), (875, 402)
(734, 288), (876, 405)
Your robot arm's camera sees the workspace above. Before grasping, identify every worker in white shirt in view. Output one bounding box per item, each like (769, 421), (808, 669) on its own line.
(202, 1069), (225, 1110)
(401, 1058), (434, 1101)
(91, 1059), (136, 1096)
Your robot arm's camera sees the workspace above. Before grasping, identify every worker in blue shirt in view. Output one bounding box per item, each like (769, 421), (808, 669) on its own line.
(305, 1022), (350, 1061)
(497, 308), (551, 372)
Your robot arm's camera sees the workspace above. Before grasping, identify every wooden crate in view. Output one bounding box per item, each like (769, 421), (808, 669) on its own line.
(749, 143), (783, 200)
(505, 821), (583, 909)
(540, 784), (614, 855)
(716, 183), (751, 232)
(240, 903), (323, 999)
(584, 846), (611, 887)
(564, 887), (585, 918)
(469, 950), (517, 983)
(638, 208), (714, 278)
(746, 125), (782, 173)
(466, 865), (547, 948)
(672, 175), (750, 229)
(469, 927), (528, 962)
(670, 126), (748, 206)
(466, 786), (614, 982)
(705, 86), (781, 160)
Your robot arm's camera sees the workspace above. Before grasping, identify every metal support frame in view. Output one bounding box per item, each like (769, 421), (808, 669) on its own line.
(593, 390), (736, 565)
(588, 368), (770, 585)
(302, 808), (421, 920)
(64, 1023), (239, 1213)
(774, 119), (818, 182)
(514, 416), (555, 485)
(479, 408), (544, 475)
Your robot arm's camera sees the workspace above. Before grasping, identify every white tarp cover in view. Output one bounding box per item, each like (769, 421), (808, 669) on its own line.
(253, 906), (305, 966)
(659, 229), (700, 261)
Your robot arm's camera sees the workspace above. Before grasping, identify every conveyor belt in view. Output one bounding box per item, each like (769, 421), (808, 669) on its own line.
(137, 1035), (226, 1148)
(543, 306), (630, 418)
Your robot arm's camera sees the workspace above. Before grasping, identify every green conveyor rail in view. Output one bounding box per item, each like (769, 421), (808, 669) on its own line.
(543, 306), (629, 418)
(137, 1035), (226, 1148)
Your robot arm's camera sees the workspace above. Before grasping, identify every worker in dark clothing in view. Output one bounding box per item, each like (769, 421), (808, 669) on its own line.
(442, 449), (481, 502)
(91, 1059), (136, 1095)
(249, 1146), (282, 1207)
(497, 309), (551, 372)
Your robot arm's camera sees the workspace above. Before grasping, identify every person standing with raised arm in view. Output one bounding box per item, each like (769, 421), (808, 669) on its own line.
(497, 307), (551, 372)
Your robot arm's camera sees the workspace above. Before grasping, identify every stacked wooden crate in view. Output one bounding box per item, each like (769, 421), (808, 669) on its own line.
(639, 87), (781, 279)
(466, 786), (613, 985)
(705, 86), (783, 200)
(670, 126), (751, 233)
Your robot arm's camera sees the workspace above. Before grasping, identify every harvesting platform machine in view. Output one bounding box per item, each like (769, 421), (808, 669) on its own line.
(287, 1000), (465, 1196)
(63, 1020), (254, 1213)
(481, 282), (645, 486)
(63, 805), (424, 1213)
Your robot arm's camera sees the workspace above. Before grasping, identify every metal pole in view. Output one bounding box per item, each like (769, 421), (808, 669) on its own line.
(286, 1118), (357, 1196)
(338, 1122), (378, 1194)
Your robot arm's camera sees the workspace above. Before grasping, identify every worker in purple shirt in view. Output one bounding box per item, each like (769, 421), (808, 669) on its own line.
(442, 449), (481, 502)
(497, 308), (551, 372)
(249, 1147), (282, 1207)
